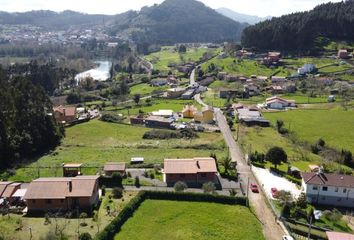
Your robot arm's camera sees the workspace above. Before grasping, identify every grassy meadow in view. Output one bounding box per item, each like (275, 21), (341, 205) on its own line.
(264, 109), (354, 152)
(10, 120), (227, 182)
(114, 200), (265, 240)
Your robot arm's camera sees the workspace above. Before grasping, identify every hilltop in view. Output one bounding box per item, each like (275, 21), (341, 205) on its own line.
(216, 8), (270, 25)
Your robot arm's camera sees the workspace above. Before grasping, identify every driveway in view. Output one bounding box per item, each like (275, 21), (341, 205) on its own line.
(252, 166), (301, 200)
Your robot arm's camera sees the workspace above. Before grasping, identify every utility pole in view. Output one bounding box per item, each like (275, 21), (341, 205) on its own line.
(307, 215), (313, 240)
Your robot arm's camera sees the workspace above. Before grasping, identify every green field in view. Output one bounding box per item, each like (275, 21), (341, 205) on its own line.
(114, 200), (265, 240)
(145, 46), (219, 72)
(10, 120), (226, 181)
(264, 109), (354, 152)
(337, 73), (354, 81)
(283, 57), (353, 73)
(202, 58), (290, 77)
(130, 83), (169, 96)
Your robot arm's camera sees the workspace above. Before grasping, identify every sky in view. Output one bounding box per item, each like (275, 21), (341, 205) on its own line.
(0, 0), (342, 17)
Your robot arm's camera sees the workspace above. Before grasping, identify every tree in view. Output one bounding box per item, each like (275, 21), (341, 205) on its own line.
(112, 187), (123, 199)
(178, 45), (187, 53)
(342, 150), (353, 167)
(134, 176), (140, 188)
(134, 94), (141, 105)
(79, 232), (92, 240)
(265, 147), (288, 169)
(80, 212), (88, 227)
(296, 193), (307, 208)
(174, 181), (187, 192)
(202, 182), (216, 194)
(227, 118), (234, 129)
(221, 154), (232, 174)
(111, 172), (123, 186)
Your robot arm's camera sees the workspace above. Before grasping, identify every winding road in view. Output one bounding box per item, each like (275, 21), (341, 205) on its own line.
(190, 67), (286, 240)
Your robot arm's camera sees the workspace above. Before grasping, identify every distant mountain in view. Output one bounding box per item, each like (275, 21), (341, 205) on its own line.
(242, 1), (354, 51)
(0, 10), (112, 29)
(216, 8), (270, 25)
(109, 0), (247, 44)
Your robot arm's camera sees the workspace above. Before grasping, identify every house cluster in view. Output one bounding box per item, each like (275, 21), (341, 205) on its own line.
(301, 171), (354, 208)
(183, 105), (215, 124)
(234, 104), (270, 127)
(151, 76), (179, 87)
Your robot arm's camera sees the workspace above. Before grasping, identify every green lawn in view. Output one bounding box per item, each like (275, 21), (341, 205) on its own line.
(130, 83), (169, 96)
(0, 191), (138, 240)
(283, 57), (353, 73)
(264, 109), (354, 152)
(10, 120), (226, 182)
(145, 46), (219, 72)
(337, 74), (354, 81)
(202, 58), (289, 77)
(114, 200), (265, 240)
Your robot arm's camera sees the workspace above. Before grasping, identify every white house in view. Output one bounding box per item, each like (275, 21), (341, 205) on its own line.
(297, 64), (316, 75)
(265, 96), (296, 109)
(301, 172), (354, 208)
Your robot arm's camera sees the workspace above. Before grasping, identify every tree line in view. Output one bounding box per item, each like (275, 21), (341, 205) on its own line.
(242, 1), (354, 51)
(0, 67), (64, 168)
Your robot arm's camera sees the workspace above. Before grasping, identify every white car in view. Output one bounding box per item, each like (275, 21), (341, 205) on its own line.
(282, 235), (294, 240)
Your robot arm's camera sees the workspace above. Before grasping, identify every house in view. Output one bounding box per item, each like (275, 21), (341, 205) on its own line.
(308, 165), (320, 172)
(24, 176), (100, 213)
(328, 95), (336, 102)
(219, 89), (238, 99)
(163, 157), (218, 187)
(53, 106), (77, 124)
(217, 72), (227, 80)
(263, 52), (281, 65)
(131, 157), (144, 164)
(271, 76), (287, 84)
(167, 88), (186, 98)
(103, 162), (126, 176)
(182, 105), (198, 118)
(151, 79), (168, 87)
(338, 49), (349, 59)
(266, 96), (296, 109)
(151, 109), (174, 118)
(194, 106), (214, 124)
(0, 182), (21, 200)
(167, 76), (178, 85)
(145, 116), (174, 129)
(298, 64), (316, 75)
(326, 231), (354, 240)
(236, 108), (270, 127)
(63, 163), (83, 177)
(0, 182), (15, 200)
(130, 117), (145, 125)
(181, 89), (195, 100)
(301, 172), (354, 208)
(244, 83), (260, 96)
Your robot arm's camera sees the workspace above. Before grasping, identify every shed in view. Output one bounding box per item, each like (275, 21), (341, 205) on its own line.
(63, 163), (83, 177)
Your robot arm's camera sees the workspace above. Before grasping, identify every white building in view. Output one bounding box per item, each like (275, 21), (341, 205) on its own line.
(302, 172), (354, 208)
(265, 96), (296, 109)
(297, 64), (316, 75)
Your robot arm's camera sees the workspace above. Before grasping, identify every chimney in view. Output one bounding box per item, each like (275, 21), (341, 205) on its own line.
(63, 108), (66, 116)
(196, 161), (200, 169)
(68, 181), (72, 192)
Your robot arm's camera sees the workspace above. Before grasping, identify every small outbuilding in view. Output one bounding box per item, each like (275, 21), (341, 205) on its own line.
(104, 162), (126, 176)
(63, 163), (83, 177)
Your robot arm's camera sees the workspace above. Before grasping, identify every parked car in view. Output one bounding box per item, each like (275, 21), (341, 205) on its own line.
(250, 183), (259, 193)
(271, 187), (278, 198)
(282, 235), (294, 240)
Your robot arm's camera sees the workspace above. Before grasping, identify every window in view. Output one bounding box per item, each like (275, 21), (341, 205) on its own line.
(343, 188), (347, 193)
(322, 186), (328, 191)
(312, 186), (318, 190)
(46, 199), (52, 204)
(335, 187), (339, 192)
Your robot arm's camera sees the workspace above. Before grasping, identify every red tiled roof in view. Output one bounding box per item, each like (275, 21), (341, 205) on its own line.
(53, 105), (76, 117)
(326, 231), (354, 240)
(0, 182), (13, 197)
(1, 182), (21, 198)
(24, 176), (99, 200)
(164, 158), (217, 174)
(302, 172), (354, 188)
(104, 162), (126, 172)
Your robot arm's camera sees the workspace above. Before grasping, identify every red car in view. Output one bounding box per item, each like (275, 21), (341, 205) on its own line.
(271, 187), (278, 198)
(250, 183), (259, 193)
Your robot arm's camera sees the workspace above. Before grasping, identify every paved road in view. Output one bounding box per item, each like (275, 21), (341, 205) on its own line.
(189, 66), (285, 240)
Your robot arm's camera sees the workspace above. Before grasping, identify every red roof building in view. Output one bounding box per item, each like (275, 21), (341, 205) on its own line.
(326, 231), (354, 240)
(53, 105), (77, 124)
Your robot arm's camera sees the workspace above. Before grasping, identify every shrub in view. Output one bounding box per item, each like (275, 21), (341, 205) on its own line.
(101, 185), (106, 196)
(202, 182), (216, 194)
(296, 193), (307, 208)
(79, 232), (92, 240)
(134, 176), (140, 188)
(112, 187), (123, 199)
(229, 189), (237, 197)
(112, 173), (123, 185)
(174, 181), (187, 192)
(265, 147), (287, 169)
(142, 129), (198, 140)
(100, 113), (124, 123)
(149, 172), (155, 179)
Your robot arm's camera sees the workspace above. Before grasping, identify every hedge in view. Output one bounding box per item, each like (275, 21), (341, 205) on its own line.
(94, 191), (247, 240)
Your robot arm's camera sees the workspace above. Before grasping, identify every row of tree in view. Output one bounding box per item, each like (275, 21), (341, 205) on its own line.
(242, 1), (354, 51)
(0, 68), (64, 168)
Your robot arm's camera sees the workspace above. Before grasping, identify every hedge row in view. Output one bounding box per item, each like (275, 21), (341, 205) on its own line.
(94, 191), (247, 240)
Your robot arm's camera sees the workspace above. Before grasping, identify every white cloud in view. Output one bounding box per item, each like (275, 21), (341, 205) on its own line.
(0, 0), (342, 17)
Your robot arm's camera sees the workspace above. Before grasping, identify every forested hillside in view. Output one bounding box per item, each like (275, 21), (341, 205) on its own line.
(0, 69), (64, 168)
(241, 1), (354, 51)
(110, 0), (247, 44)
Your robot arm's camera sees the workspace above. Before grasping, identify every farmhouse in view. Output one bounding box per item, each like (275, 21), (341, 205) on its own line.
(166, 87), (186, 98)
(301, 172), (354, 208)
(219, 88), (238, 99)
(265, 96), (296, 109)
(103, 162), (126, 176)
(271, 76), (287, 84)
(53, 105), (77, 124)
(151, 109), (174, 118)
(194, 106), (214, 124)
(182, 105), (198, 118)
(337, 49), (349, 59)
(163, 157), (218, 187)
(236, 108), (270, 127)
(145, 116), (174, 129)
(24, 176), (100, 213)
(181, 89), (195, 99)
